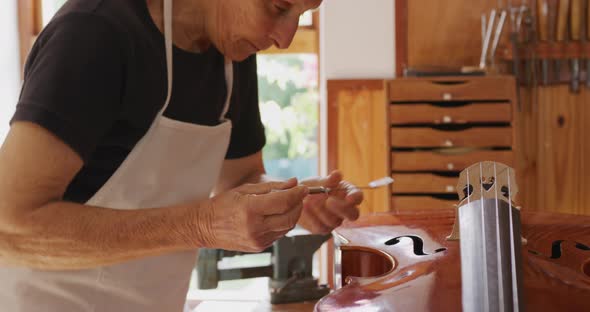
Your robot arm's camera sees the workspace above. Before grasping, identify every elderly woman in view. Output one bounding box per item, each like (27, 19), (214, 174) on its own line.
(0, 0), (362, 311)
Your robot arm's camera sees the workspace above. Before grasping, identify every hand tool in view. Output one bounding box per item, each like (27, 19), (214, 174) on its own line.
(537, 0), (550, 85)
(555, 0), (571, 84)
(586, 0), (590, 88)
(570, 0), (583, 93)
(481, 9), (498, 69)
(308, 177), (394, 194)
(490, 9), (508, 68)
(509, 1), (525, 112)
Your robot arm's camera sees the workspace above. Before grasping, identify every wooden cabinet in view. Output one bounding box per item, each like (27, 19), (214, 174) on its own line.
(328, 76), (519, 214)
(328, 78), (590, 216)
(388, 76), (517, 212)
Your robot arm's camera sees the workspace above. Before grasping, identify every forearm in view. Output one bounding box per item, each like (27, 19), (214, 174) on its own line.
(0, 199), (207, 270)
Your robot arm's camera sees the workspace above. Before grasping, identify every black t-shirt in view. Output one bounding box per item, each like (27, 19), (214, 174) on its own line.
(11, 0), (266, 203)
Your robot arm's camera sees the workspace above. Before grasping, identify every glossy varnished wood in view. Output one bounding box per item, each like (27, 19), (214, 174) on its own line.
(316, 210), (590, 311)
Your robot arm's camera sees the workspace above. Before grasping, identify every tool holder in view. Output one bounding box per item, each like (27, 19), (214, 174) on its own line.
(500, 42), (590, 84)
(495, 0), (590, 89)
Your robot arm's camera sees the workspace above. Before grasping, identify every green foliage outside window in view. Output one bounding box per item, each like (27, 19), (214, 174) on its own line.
(257, 54), (319, 180)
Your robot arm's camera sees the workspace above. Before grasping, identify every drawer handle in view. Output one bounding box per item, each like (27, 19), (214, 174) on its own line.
(445, 185), (455, 192)
(447, 163), (455, 170)
(442, 93), (453, 101)
(443, 139), (454, 147)
(442, 115), (453, 123)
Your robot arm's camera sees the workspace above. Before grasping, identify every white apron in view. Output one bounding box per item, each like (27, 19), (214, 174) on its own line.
(0, 0), (233, 310)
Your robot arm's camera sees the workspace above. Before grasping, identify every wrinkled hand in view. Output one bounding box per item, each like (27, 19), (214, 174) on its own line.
(298, 171), (363, 234)
(199, 178), (308, 252)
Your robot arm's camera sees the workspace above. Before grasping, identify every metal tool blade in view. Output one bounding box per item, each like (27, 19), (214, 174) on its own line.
(481, 9), (497, 69)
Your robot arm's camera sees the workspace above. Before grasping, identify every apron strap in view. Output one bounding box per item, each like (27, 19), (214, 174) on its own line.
(219, 58), (233, 122)
(160, 0), (173, 116)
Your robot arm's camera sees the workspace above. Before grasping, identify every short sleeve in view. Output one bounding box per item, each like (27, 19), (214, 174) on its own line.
(11, 13), (126, 163)
(225, 54), (266, 159)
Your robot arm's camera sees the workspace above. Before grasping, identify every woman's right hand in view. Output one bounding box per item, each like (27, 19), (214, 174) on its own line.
(196, 178), (308, 252)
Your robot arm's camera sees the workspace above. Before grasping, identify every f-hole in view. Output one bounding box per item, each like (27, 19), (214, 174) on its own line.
(385, 235), (447, 256)
(528, 240), (590, 259)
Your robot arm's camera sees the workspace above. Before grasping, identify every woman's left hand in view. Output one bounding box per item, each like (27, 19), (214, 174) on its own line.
(298, 171), (363, 234)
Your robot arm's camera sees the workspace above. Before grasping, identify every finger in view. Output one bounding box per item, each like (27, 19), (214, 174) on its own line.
(325, 170), (343, 188)
(301, 170), (342, 188)
(299, 210), (333, 234)
(326, 196), (360, 221)
(238, 178), (298, 195)
(332, 180), (364, 203)
(313, 205), (344, 230)
(249, 185), (308, 215)
(262, 201), (304, 232)
(344, 186), (364, 205)
(304, 191), (329, 206)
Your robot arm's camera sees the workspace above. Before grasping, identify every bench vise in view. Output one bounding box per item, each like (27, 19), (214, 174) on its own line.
(197, 233), (331, 304)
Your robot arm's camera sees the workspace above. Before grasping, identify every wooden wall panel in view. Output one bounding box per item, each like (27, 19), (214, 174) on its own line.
(513, 88), (538, 212)
(583, 88), (590, 216)
(405, 0), (499, 70)
(327, 80), (390, 214)
(517, 86), (590, 215)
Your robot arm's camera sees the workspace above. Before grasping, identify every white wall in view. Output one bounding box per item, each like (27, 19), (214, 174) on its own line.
(0, 1), (21, 141)
(321, 0), (396, 80)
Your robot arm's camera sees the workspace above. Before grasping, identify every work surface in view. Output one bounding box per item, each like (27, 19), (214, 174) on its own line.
(187, 299), (316, 312)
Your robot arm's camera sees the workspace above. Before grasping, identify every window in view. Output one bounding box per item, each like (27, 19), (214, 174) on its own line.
(257, 54), (319, 180)
(258, 11), (320, 180)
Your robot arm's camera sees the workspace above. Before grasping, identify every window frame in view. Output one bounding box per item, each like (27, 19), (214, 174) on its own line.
(17, 0), (42, 73)
(259, 11), (319, 54)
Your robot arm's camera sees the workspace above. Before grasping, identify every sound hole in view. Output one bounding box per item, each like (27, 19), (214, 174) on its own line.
(385, 235), (447, 255)
(341, 249), (393, 281)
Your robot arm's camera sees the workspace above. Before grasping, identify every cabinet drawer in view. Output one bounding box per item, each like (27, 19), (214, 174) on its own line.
(391, 127), (512, 148)
(392, 196), (457, 211)
(392, 173), (458, 194)
(388, 77), (515, 102)
(390, 102), (512, 125)
(392, 150), (513, 172)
